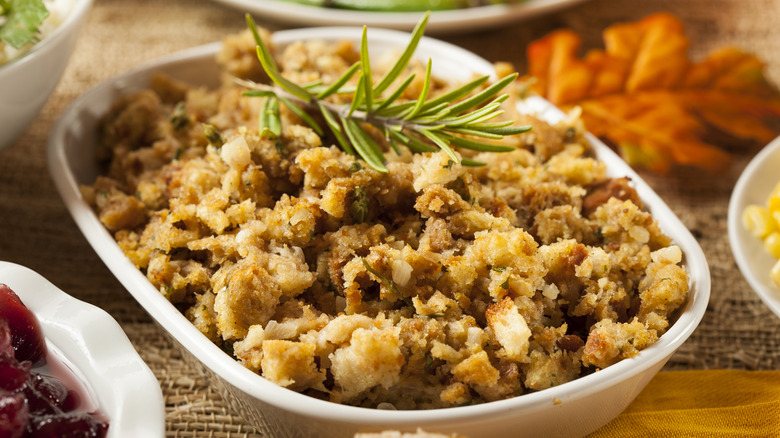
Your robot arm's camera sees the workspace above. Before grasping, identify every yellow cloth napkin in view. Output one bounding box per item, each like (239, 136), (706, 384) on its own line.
(589, 370), (780, 437)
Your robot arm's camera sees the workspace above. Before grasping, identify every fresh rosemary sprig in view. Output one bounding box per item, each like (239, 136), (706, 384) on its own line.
(240, 12), (531, 173)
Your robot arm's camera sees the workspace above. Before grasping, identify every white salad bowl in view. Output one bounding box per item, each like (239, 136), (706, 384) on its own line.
(0, 261), (165, 437)
(47, 27), (710, 438)
(729, 135), (780, 318)
(0, 0), (93, 152)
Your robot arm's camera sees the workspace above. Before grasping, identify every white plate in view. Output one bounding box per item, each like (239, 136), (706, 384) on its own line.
(0, 262), (165, 438)
(729, 136), (780, 318)
(47, 27), (709, 438)
(215, 0), (588, 33)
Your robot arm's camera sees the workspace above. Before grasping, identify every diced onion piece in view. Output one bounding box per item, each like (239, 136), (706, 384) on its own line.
(391, 259), (413, 287)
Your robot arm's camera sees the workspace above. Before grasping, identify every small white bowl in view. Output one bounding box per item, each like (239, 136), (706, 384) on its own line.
(0, 261), (165, 437)
(729, 136), (780, 318)
(47, 27), (710, 438)
(0, 0), (93, 152)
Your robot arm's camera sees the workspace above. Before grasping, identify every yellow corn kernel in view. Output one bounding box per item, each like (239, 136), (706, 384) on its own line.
(764, 232), (780, 259)
(743, 205), (776, 238)
(769, 195), (780, 215)
(770, 181), (780, 199)
(771, 259), (780, 288)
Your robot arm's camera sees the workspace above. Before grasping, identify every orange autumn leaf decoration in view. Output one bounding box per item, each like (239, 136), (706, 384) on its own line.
(525, 12), (780, 173)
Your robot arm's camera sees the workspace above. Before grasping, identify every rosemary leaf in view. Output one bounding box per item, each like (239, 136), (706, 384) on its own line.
(259, 96), (281, 138)
(348, 74), (365, 118)
(302, 79), (323, 90)
(382, 127), (402, 155)
(373, 10), (429, 95)
(461, 157), (487, 167)
(360, 26), (374, 113)
(402, 58), (433, 121)
(447, 73), (518, 116)
(316, 62), (360, 99)
(246, 14), (311, 102)
(374, 74), (416, 113)
(441, 133), (515, 152)
(319, 102), (355, 156)
(374, 100), (417, 119)
(442, 98), (506, 126)
(418, 128), (459, 162)
(388, 129), (438, 153)
(446, 127), (504, 140)
(468, 120), (515, 129)
(474, 124), (533, 136)
(420, 75), (489, 112)
(279, 96), (323, 135)
(242, 89), (276, 97)
(343, 117), (388, 172)
(413, 101), (450, 120)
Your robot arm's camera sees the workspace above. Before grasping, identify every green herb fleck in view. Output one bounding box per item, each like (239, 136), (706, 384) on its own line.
(170, 102), (190, 131)
(443, 159), (455, 170)
(347, 162), (363, 173)
(361, 258), (412, 306)
(417, 312), (445, 319)
(500, 278), (510, 290)
(492, 266), (507, 273)
(203, 123), (224, 147)
(161, 286), (174, 298)
(350, 186), (369, 224)
(274, 139), (288, 157)
(449, 177), (470, 202)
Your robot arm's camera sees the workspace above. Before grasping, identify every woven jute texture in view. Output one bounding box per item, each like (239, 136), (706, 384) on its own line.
(1, 0), (779, 436)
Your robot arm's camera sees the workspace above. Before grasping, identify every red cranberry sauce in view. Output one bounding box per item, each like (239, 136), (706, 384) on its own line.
(0, 284), (109, 437)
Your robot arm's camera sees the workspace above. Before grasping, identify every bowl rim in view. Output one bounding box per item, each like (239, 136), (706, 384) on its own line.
(47, 26), (711, 426)
(214, 0), (589, 34)
(0, 0), (94, 75)
(728, 135), (780, 318)
(0, 261), (165, 437)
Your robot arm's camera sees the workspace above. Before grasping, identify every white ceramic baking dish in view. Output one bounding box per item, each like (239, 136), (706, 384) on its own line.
(47, 26), (710, 438)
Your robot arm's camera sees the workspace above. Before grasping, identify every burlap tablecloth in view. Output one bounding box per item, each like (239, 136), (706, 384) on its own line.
(1, 0), (778, 436)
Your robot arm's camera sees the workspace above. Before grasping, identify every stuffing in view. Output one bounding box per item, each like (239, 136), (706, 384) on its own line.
(330, 327), (405, 402)
(85, 27), (690, 409)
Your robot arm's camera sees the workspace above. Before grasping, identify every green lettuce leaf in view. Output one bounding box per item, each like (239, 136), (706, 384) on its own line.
(0, 0), (49, 50)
